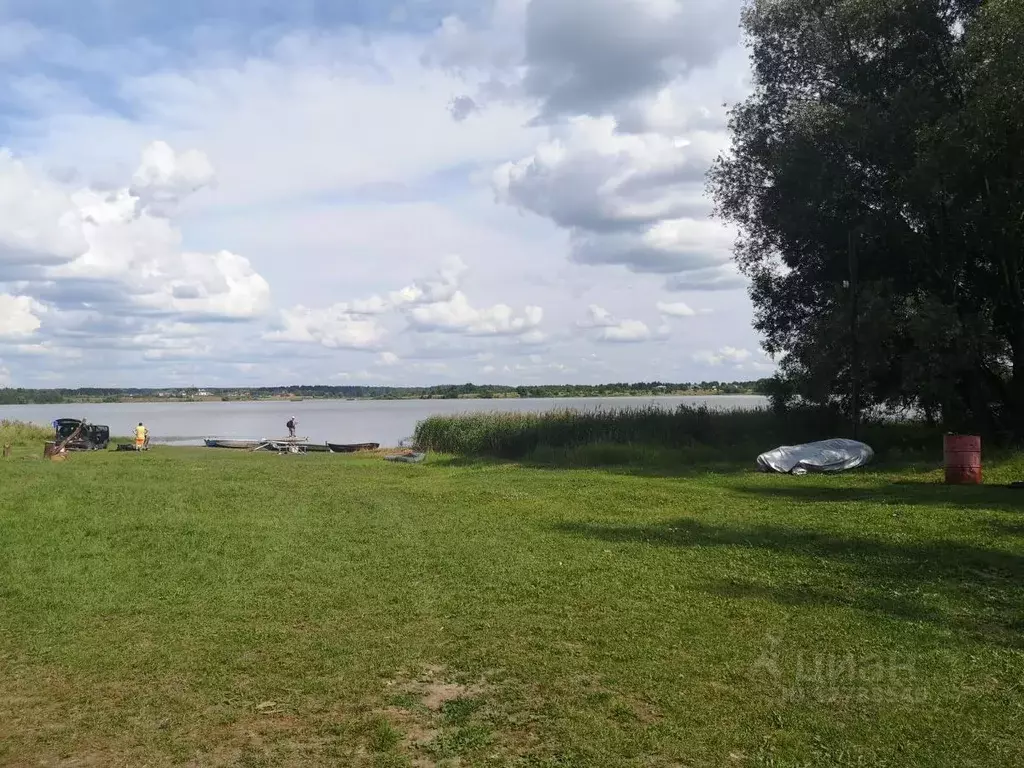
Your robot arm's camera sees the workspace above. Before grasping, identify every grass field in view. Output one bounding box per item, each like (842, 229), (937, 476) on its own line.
(1, 444), (1022, 766)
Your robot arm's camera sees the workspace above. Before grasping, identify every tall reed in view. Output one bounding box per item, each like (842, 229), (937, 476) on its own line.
(0, 420), (54, 447)
(413, 405), (938, 459)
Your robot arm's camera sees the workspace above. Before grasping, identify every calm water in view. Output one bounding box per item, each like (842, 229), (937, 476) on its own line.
(1, 395), (767, 447)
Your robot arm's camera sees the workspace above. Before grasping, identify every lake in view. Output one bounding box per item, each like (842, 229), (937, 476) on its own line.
(1, 395), (768, 447)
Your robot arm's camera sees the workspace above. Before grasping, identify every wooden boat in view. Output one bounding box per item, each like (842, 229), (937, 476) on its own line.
(326, 442), (380, 453)
(204, 438), (261, 449)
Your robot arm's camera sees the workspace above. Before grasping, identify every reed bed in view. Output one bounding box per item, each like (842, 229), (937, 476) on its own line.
(413, 405), (940, 461)
(0, 420), (53, 447)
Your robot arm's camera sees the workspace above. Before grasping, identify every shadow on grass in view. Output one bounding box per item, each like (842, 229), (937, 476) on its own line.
(734, 481), (1024, 515)
(430, 450), (946, 480)
(988, 520), (1024, 537)
(554, 518), (1024, 648)
(431, 453), (755, 479)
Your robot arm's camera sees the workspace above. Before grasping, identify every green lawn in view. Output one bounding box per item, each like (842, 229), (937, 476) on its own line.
(1, 447), (1022, 766)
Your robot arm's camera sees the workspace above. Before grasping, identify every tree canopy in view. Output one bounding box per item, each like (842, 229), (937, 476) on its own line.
(710, 0), (1024, 438)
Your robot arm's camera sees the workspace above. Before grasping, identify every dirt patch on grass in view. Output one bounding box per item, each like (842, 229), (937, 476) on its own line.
(386, 664), (487, 712)
(422, 681), (476, 711)
(371, 665), (498, 765)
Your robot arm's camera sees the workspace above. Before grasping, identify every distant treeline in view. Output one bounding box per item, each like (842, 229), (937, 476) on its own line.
(0, 380), (772, 405)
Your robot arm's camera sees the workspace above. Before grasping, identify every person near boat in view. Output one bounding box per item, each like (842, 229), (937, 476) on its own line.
(286, 417), (297, 438)
(135, 422), (149, 450)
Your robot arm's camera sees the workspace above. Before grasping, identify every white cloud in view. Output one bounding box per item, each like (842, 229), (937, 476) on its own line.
(11, 342), (80, 358)
(0, 21), (45, 63)
(494, 116), (721, 230)
(408, 291), (543, 336)
(409, 361), (450, 374)
(3, 142), (270, 321)
(580, 303), (669, 343)
(131, 249), (271, 319)
(665, 265), (745, 292)
(270, 256), (546, 353)
(332, 369), (381, 382)
(492, 116), (737, 276)
(615, 43), (752, 135)
(494, 360), (577, 378)
(656, 300), (696, 317)
(579, 304), (617, 328)
(599, 319), (654, 343)
(0, 5), (768, 387)
(431, 1), (754, 292)
(389, 255), (468, 307)
(265, 304), (386, 349)
(28, 30), (544, 211)
(350, 295), (392, 315)
(567, 215), (734, 274)
(519, 329), (549, 345)
(0, 294), (45, 338)
(520, 0), (740, 122)
(693, 346), (752, 366)
(129, 139), (215, 214)
(0, 151), (87, 272)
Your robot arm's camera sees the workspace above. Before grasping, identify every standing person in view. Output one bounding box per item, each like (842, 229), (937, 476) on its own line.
(135, 422), (149, 451)
(286, 416), (297, 438)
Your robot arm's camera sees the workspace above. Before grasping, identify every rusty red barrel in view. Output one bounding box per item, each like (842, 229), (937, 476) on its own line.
(944, 434), (981, 485)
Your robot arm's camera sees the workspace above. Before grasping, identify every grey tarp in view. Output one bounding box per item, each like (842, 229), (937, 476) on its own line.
(756, 438), (874, 475)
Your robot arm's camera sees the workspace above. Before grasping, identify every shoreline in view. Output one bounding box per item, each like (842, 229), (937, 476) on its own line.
(2, 392), (765, 406)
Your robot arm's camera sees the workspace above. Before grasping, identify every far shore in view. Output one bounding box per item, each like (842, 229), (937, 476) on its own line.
(2, 391), (766, 406)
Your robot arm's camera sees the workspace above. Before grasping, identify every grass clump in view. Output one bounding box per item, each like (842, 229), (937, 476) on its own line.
(368, 717), (402, 753)
(414, 404), (942, 461)
(0, 419), (53, 447)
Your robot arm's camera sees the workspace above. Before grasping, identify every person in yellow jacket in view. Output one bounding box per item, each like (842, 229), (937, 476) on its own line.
(135, 422), (149, 451)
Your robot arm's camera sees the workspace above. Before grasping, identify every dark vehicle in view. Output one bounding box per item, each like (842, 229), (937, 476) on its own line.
(54, 418), (110, 451)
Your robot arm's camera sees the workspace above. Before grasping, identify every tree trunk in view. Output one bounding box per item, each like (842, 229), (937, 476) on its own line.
(1011, 332), (1024, 440)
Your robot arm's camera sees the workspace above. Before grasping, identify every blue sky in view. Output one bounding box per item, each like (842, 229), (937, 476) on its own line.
(0, 0), (771, 388)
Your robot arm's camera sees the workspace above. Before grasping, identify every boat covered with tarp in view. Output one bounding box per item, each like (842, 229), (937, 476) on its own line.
(756, 438), (873, 475)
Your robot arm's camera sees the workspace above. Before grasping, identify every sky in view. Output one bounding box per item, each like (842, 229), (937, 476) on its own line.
(0, 0), (774, 388)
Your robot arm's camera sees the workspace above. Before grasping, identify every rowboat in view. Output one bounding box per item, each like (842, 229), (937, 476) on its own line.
(258, 437), (328, 452)
(326, 442), (380, 453)
(204, 438), (261, 449)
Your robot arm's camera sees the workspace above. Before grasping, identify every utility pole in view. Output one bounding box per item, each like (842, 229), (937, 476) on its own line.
(848, 229), (860, 441)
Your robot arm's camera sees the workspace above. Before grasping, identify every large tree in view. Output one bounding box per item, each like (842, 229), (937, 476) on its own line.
(710, 0), (1024, 438)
